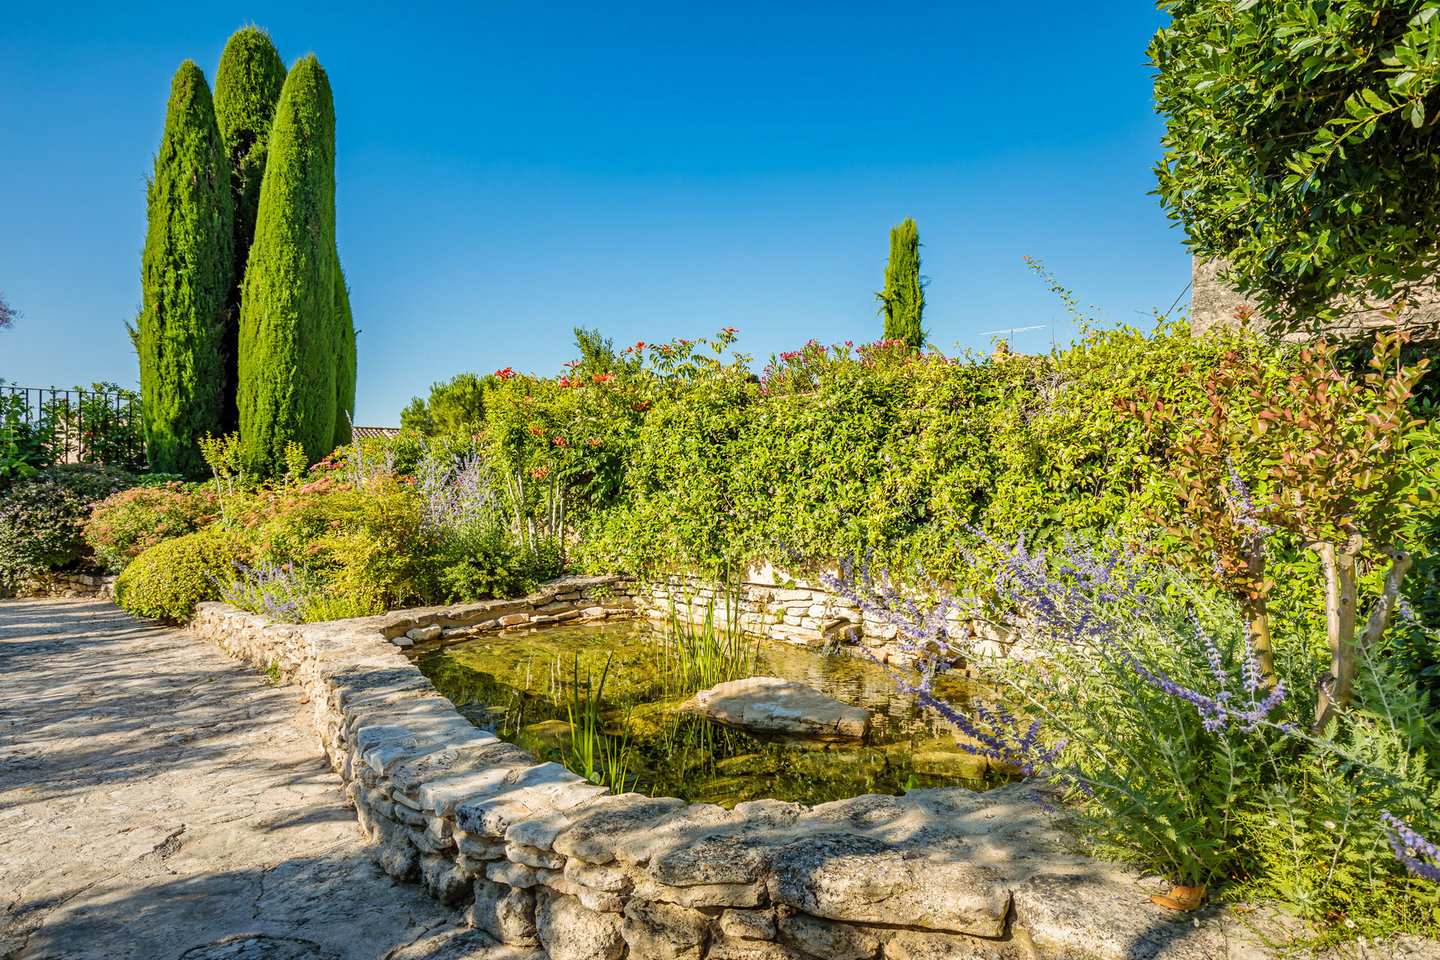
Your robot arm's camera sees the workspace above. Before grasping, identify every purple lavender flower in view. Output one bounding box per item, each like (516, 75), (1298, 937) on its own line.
(213, 561), (313, 623)
(1382, 811), (1440, 882)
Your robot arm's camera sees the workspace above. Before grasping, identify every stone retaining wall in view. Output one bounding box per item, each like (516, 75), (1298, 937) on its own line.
(1, 570), (116, 600)
(188, 575), (1234, 960)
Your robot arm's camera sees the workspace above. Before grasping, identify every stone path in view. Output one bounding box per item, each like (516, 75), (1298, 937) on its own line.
(0, 599), (517, 960)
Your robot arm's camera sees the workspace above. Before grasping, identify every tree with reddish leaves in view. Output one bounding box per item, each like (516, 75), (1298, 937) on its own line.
(1151, 329), (1430, 733)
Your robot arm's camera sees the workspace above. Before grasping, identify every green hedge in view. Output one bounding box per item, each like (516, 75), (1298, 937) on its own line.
(572, 322), (1283, 581)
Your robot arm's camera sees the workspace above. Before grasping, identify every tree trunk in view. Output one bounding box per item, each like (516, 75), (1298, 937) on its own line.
(1311, 534), (1363, 735)
(1240, 593), (1277, 691)
(1358, 546), (1414, 649)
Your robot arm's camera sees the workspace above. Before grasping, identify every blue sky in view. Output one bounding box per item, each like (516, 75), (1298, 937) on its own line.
(1, 1), (1187, 425)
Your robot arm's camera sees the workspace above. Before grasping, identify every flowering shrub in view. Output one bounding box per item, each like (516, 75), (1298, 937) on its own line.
(0, 464), (135, 587)
(84, 482), (220, 572)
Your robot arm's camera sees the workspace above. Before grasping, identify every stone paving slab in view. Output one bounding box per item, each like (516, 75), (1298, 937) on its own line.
(0, 599), (510, 960)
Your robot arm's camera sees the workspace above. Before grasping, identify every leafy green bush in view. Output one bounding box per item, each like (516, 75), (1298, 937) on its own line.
(84, 482), (221, 572)
(0, 465), (135, 588)
(114, 527), (247, 622)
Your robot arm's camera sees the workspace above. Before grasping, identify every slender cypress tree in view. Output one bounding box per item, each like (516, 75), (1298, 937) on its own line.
(139, 61), (234, 477)
(876, 218), (927, 350)
(237, 54), (337, 474)
(332, 254), (356, 449)
(214, 26), (286, 432)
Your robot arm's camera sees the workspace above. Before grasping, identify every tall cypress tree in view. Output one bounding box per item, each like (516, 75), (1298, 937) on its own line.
(139, 61), (234, 477)
(214, 26), (285, 432)
(876, 217), (927, 350)
(237, 54), (337, 474)
(332, 253), (356, 449)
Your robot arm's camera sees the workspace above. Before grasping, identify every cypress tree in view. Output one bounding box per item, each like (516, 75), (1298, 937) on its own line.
(876, 217), (927, 350)
(332, 254), (356, 449)
(237, 54), (337, 474)
(138, 60), (234, 478)
(214, 26), (286, 432)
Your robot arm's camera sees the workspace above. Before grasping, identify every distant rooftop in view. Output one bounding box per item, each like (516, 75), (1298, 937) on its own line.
(350, 426), (401, 439)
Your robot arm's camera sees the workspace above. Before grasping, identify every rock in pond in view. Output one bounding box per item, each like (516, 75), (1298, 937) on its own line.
(678, 677), (869, 741)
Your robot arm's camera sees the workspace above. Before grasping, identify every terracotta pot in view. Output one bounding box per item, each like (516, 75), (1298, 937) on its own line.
(1149, 884), (1207, 911)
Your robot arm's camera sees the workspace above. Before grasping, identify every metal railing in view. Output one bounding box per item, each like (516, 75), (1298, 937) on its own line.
(0, 384), (147, 469)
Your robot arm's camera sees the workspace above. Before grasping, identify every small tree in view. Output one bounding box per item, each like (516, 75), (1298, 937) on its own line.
(1152, 330), (1430, 731)
(876, 218), (926, 350)
(237, 54), (337, 474)
(138, 60), (234, 477)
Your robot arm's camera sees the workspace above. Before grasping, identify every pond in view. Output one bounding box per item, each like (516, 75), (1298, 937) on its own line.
(412, 619), (1011, 808)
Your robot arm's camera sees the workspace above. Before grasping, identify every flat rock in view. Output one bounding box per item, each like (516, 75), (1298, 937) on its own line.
(767, 832), (1012, 938)
(678, 676), (869, 741)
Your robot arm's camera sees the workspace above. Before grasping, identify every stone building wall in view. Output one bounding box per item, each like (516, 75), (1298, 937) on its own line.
(185, 575), (1234, 960)
(1190, 256), (1440, 343)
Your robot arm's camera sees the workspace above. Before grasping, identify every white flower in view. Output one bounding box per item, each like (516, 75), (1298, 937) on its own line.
(1324, 820), (1338, 831)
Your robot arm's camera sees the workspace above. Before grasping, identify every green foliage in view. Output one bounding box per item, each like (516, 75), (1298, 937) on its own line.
(402, 373), (494, 440)
(139, 61), (234, 478)
(84, 482), (221, 572)
(114, 526), (247, 622)
(214, 27), (286, 281)
(237, 54), (339, 476)
(1151, 1), (1440, 327)
(575, 320), (1272, 584)
(214, 26), (286, 432)
(0, 392), (44, 486)
(0, 465), (135, 587)
(15, 384), (148, 472)
(224, 438), (559, 615)
(562, 654), (635, 792)
(876, 217), (926, 350)
(659, 584), (759, 694)
(332, 255), (356, 449)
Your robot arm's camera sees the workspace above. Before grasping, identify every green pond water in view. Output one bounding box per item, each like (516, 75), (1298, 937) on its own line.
(413, 620), (1008, 808)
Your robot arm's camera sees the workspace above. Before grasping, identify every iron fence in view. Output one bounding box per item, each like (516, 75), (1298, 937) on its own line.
(0, 384), (147, 470)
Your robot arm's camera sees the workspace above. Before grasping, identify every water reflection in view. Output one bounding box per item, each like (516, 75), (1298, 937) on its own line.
(414, 620), (1009, 807)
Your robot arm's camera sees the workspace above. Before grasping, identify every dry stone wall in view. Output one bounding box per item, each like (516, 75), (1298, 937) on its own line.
(1, 570), (116, 600)
(187, 574), (1240, 960)
(636, 564), (1024, 668)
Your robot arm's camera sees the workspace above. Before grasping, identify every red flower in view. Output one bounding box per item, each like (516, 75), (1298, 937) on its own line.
(494, 366), (515, 380)
(552, 436), (567, 447)
(592, 373), (616, 383)
(528, 426), (542, 436)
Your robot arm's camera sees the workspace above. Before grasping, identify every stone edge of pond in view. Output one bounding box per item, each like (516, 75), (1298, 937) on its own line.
(189, 578), (1246, 960)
